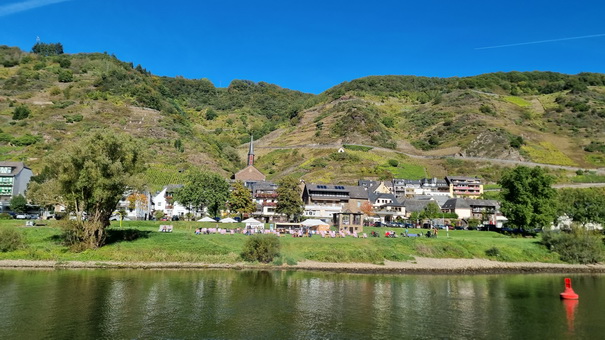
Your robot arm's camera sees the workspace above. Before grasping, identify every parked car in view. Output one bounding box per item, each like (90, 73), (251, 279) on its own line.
(15, 214), (27, 219)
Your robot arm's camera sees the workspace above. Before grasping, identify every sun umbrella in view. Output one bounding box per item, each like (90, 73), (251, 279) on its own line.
(301, 219), (328, 226)
(219, 217), (237, 223)
(197, 217), (216, 222)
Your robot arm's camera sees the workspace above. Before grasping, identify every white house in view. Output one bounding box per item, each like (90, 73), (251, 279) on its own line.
(152, 185), (189, 218)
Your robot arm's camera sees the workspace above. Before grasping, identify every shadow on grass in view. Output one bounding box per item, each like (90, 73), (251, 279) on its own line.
(105, 229), (151, 245)
(48, 229), (150, 245)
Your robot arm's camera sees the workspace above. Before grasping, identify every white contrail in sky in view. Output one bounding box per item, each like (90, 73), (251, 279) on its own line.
(0, 0), (72, 17)
(476, 33), (605, 50)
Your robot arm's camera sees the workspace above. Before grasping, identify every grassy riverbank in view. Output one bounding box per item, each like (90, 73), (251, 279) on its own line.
(0, 220), (568, 265)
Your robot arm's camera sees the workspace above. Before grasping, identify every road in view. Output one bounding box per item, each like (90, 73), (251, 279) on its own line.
(252, 142), (605, 175)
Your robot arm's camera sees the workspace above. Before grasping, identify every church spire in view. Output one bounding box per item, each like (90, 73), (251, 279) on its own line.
(247, 135), (255, 166)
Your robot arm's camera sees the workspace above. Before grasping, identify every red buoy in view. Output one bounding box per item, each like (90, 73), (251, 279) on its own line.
(560, 278), (579, 300)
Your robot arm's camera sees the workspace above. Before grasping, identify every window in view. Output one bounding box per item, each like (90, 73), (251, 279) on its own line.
(335, 185), (345, 190)
(0, 167), (11, 174)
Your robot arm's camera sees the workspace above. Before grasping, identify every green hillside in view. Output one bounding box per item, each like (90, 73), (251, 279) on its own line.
(2, 44), (605, 187)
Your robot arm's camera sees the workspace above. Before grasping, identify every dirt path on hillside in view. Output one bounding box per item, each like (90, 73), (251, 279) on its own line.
(246, 140), (605, 175)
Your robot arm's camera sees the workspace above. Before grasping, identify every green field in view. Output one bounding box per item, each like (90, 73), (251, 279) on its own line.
(0, 220), (566, 265)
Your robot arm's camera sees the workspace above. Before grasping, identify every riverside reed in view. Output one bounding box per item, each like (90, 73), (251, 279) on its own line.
(0, 220), (569, 264)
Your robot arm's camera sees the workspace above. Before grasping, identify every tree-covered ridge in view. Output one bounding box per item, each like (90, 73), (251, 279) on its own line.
(0, 45), (315, 178)
(323, 71), (605, 99)
(1, 43), (605, 186)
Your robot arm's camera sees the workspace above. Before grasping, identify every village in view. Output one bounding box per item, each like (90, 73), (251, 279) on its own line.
(0, 137), (505, 234)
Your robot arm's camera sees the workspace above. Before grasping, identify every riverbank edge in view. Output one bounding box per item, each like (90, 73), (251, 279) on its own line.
(1, 258), (604, 274)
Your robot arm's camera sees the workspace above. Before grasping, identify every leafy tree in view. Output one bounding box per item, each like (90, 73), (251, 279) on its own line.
(31, 42), (64, 56)
(173, 169), (229, 218)
(154, 210), (165, 221)
(468, 218), (481, 229)
(126, 192), (148, 212)
(360, 201), (374, 225)
(229, 181), (255, 220)
(58, 69), (73, 82)
(276, 177), (303, 221)
(420, 201), (442, 221)
(206, 108), (217, 120)
(498, 166), (557, 230)
(360, 201), (374, 216)
(409, 211), (421, 223)
(557, 188), (605, 227)
(12, 105), (30, 120)
(9, 195), (27, 214)
(31, 131), (146, 248)
(58, 57), (71, 68)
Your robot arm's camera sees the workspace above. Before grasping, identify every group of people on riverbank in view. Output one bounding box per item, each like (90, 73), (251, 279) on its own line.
(191, 226), (440, 239)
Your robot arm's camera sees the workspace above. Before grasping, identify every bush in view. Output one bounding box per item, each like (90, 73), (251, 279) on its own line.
(12, 105), (30, 120)
(58, 57), (71, 68)
(0, 227), (25, 252)
(0, 213), (13, 220)
(58, 69), (73, 82)
(241, 234), (281, 263)
(388, 159), (399, 167)
(541, 228), (604, 264)
(485, 247), (501, 257)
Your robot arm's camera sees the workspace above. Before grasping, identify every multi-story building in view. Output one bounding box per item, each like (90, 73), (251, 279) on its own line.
(445, 176), (483, 198)
(0, 161), (33, 212)
(250, 181), (279, 222)
(391, 178), (450, 199)
(302, 183), (369, 221)
(152, 185), (189, 218)
(441, 198), (499, 222)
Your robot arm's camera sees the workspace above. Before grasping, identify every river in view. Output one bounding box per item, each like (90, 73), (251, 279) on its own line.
(0, 270), (602, 339)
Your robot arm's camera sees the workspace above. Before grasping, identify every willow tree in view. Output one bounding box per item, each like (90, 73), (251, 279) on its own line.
(32, 131), (146, 248)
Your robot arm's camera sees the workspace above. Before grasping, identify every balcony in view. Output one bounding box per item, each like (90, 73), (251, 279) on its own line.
(255, 193), (278, 198)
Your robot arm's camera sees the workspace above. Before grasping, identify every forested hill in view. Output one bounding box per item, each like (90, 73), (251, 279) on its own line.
(1, 43), (605, 187)
(0, 44), (316, 188)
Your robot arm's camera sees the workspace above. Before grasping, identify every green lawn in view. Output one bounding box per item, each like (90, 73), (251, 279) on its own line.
(0, 220), (564, 264)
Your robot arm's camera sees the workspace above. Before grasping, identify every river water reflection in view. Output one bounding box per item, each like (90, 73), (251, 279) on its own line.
(0, 269), (603, 339)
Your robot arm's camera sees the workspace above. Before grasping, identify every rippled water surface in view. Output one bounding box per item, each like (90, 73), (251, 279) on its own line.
(1, 270), (603, 339)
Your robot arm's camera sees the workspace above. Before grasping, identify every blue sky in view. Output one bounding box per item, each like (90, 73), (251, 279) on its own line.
(1, 0), (604, 94)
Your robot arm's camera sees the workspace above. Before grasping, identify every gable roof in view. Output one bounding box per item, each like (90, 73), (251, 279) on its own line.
(0, 161), (29, 177)
(401, 199), (432, 213)
(442, 198), (471, 210)
(234, 165), (266, 182)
